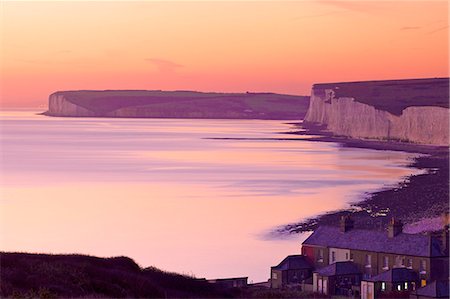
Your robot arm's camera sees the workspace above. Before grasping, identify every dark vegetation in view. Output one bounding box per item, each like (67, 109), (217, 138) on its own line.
(313, 77), (449, 115)
(0, 252), (232, 298)
(46, 90), (310, 119)
(0, 252), (330, 299)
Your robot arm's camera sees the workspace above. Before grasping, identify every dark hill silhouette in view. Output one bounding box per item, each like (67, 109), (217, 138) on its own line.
(0, 252), (233, 298)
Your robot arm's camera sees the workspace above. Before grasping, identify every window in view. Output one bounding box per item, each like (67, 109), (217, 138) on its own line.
(397, 284), (401, 291)
(383, 256), (389, 269)
(318, 249), (324, 262)
(350, 253), (354, 261)
(331, 251), (336, 263)
(345, 252), (349, 260)
(421, 279), (427, 287)
(381, 282), (386, 291)
(395, 256), (401, 267)
(404, 282), (408, 290)
(407, 258), (413, 269)
(365, 254), (372, 267)
(272, 272), (277, 279)
(420, 260), (427, 273)
(395, 256), (405, 267)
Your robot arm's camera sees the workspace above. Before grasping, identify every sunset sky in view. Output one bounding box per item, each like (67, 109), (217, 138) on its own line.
(0, 1), (448, 107)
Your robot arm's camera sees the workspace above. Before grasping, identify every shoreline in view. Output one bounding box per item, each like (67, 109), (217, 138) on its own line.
(275, 122), (449, 235)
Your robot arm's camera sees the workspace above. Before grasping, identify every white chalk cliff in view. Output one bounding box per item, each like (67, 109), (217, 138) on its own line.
(305, 87), (449, 146)
(47, 93), (96, 117)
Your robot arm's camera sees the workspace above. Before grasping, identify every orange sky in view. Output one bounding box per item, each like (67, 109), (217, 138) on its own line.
(0, 1), (448, 107)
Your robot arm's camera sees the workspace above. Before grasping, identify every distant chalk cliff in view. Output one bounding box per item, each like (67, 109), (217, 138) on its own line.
(304, 78), (449, 146)
(44, 90), (310, 120)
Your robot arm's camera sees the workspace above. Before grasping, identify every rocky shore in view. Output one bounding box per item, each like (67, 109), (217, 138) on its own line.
(276, 122), (449, 235)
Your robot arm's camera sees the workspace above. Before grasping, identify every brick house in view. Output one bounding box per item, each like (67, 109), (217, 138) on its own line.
(270, 255), (313, 289)
(361, 267), (419, 299)
(294, 216), (449, 298)
(313, 260), (361, 296)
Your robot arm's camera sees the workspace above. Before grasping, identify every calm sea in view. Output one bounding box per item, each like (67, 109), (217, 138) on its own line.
(0, 110), (421, 282)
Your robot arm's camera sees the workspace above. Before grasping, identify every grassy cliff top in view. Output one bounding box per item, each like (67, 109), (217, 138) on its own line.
(313, 77), (449, 115)
(49, 90), (309, 119)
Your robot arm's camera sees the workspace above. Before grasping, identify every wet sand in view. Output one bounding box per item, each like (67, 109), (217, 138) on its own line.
(276, 122), (449, 234)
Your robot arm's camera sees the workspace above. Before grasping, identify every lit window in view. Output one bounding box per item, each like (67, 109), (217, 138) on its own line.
(381, 282), (386, 291)
(404, 282), (408, 290)
(397, 285), (401, 291)
(318, 249), (324, 261)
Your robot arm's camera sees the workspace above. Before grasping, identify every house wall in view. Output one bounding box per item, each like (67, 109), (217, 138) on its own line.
(302, 245), (329, 269)
(348, 249), (380, 279)
(377, 253), (431, 282)
(348, 249), (432, 281)
(313, 272), (318, 292)
(270, 269), (283, 289)
(302, 245), (315, 264)
(329, 247), (351, 264)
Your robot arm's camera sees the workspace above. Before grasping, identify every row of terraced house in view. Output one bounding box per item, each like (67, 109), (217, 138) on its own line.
(270, 216), (449, 298)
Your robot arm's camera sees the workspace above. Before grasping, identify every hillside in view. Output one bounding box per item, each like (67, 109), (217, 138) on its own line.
(312, 77), (449, 116)
(305, 77), (449, 145)
(0, 252), (231, 298)
(44, 90), (310, 120)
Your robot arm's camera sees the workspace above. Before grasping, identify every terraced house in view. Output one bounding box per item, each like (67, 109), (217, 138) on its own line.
(271, 216), (449, 298)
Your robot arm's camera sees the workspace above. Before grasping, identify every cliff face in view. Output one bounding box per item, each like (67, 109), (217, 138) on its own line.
(304, 78), (449, 146)
(47, 93), (96, 117)
(44, 90), (310, 120)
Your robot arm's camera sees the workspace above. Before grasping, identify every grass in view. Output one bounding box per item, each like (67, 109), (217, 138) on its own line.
(0, 252), (232, 298)
(313, 77), (449, 115)
(47, 90), (310, 119)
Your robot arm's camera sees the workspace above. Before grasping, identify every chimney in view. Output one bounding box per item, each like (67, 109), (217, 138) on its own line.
(340, 215), (354, 233)
(388, 218), (403, 238)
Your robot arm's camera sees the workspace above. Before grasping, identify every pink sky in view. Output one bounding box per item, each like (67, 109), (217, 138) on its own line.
(0, 1), (448, 107)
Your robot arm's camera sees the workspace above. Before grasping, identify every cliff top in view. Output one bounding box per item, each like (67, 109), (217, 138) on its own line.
(47, 90), (310, 119)
(313, 77), (449, 115)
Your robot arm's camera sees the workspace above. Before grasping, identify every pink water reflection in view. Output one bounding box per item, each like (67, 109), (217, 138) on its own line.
(0, 111), (421, 282)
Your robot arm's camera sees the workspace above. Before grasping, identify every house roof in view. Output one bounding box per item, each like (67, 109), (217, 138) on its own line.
(315, 261), (360, 277)
(271, 255), (312, 271)
(302, 226), (445, 257)
(414, 280), (450, 298)
(366, 268), (418, 283)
